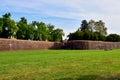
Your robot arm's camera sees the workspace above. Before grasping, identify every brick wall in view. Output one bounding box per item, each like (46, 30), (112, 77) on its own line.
(0, 39), (120, 51)
(63, 40), (120, 50)
(63, 40), (89, 49)
(0, 39), (62, 51)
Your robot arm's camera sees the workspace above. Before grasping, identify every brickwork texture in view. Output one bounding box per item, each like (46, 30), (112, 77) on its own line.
(0, 39), (120, 50)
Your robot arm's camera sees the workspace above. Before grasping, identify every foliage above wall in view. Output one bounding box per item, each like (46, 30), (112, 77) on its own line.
(68, 20), (120, 42)
(0, 13), (120, 42)
(0, 13), (64, 42)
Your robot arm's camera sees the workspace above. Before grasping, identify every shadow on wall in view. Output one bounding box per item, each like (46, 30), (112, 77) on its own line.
(55, 74), (120, 80)
(62, 40), (120, 50)
(62, 40), (89, 50)
(49, 42), (63, 50)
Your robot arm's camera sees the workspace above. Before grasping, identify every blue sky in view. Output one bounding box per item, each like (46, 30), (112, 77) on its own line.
(0, 0), (120, 39)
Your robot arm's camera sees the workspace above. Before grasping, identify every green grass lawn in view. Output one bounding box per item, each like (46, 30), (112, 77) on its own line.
(0, 49), (120, 80)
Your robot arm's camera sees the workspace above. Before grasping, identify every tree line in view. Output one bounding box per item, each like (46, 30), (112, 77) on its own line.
(0, 13), (120, 42)
(68, 20), (120, 42)
(0, 13), (64, 41)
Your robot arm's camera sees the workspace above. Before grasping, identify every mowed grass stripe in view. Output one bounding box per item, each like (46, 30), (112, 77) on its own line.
(0, 49), (120, 80)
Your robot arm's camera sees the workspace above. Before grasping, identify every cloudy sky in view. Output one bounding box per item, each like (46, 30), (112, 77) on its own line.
(0, 0), (120, 39)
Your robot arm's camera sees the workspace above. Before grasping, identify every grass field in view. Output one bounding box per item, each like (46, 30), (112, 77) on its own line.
(0, 49), (120, 80)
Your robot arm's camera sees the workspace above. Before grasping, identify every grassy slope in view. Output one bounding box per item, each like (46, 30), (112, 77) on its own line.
(0, 50), (120, 80)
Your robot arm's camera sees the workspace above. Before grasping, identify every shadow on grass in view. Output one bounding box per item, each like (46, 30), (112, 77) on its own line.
(55, 75), (120, 80)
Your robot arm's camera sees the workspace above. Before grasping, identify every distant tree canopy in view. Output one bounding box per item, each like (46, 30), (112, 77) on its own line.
(0, 13), (18, 38)
(68, 29), (106, 41)
(79, 20), (107, 36)
(0, 13), (120, 42)
(0, 13), (64, 42)
(106, 34), (120, 42)
(68, 20), (120, 42)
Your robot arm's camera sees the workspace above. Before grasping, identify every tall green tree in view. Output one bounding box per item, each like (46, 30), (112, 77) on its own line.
(68, 30), (83, 40)
(68, 20), (107, 41)
(47, 24), (55, 41)
(88, 20), (95, 32)
(47, 24), (54, 31)
(16, 17), (28, 39)
(32, 21), (48, 40)
(0, 13), (65, 41)
(20, 17), (27, 24)
(26, 24), (35, 40)
(31, 21), (39, 40)
(2, 13), (11, 19)
(38, 22), (48, 40)
(47, 24), (64, 41)
(94, 20), (107, 36)
(51, 28), (64, 41)
(1, 13), (18, 38)
(80, 20), (89, 31)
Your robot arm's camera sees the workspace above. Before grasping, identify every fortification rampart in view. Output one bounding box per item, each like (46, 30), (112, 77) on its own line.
(0, 39), (62, 51)
(63, 40), (120, 50)
(0, 39), (120, 51)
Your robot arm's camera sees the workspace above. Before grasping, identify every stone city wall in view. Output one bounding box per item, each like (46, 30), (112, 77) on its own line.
(0, 39), (62, 51)
(63, 40), (120, 50)
(0, 39), (120, 51)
